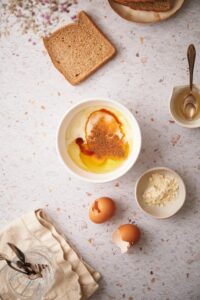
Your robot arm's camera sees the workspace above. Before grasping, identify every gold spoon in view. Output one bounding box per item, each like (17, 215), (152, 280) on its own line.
(183, 44), (197, 119)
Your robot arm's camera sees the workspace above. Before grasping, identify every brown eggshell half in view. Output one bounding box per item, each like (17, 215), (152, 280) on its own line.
(118, 224), (141, 244)
(89, 197), (116, 224)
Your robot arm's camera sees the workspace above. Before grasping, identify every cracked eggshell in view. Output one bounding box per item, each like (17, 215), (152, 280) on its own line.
(112, 224), (141, 253)
(89, 197), (116, 224)
(112, 229), (130, 253)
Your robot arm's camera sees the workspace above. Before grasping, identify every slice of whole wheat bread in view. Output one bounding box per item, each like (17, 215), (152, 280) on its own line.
(114, 0), (171, 12)
(43, 11), (116, 85)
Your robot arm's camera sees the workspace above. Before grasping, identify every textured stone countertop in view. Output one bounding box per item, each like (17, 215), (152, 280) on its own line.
(0, 1), (200, 299)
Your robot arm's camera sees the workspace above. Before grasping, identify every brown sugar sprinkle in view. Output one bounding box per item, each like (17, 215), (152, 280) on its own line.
(87, 122), (127, 159)
(0, 0), (78, 38)
(171, 134), (181, 146)
(76, 109), (129, 160)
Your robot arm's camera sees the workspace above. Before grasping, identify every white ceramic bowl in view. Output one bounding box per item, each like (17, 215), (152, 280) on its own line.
(169, 84), (200, 128)
(135, 167), (186, 219)
(57, 99), (142, 183)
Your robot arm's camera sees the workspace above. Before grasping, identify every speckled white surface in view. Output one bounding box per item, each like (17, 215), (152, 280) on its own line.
(0, 1), (200, 299)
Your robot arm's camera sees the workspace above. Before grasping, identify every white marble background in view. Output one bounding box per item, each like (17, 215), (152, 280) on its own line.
(0, 0), (200, 299)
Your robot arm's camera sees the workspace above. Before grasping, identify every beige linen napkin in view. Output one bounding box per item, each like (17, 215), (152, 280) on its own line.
(0, 209), (100, 300)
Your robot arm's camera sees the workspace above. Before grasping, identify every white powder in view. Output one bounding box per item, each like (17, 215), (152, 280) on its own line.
(143, 173), (179, 207)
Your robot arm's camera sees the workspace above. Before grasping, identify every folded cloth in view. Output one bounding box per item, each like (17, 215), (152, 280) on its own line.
(0, 209), (100, 300)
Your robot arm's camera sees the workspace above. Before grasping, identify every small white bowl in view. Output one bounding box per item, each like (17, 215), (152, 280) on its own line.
(135, 167), (186, 219)
(57, 99), (142, 183)
(169, 84), (200, 128)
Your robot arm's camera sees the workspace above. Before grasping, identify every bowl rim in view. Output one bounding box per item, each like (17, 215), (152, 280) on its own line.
(169, 84), (200, 129)
(135, 166), (186, 219)
(56, 98), (142, 183)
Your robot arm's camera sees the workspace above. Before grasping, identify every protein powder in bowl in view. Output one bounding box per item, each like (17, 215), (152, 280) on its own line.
(135, 167), (186, 219)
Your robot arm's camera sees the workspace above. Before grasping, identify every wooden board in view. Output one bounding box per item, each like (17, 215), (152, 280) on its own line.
(108, 0), (185, 23)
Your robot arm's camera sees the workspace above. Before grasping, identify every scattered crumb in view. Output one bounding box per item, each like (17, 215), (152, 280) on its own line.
(86, 192), (92, 196)
(171, 134), (181, 146)
(169, 120), (175, 124)
(115, 182), (120, 187)
(151, 278), (156, 283)
(56, 207), (61, 212)
(71, 14), (77, 21)
(150, 118), (154, 122)
(150, 271), (154, 275)
(24, 112), (28, 115)
(141, 57), (148, 64)
(80, 221), (88, 230)
(88, 238), (94, 244)
(136, 52), (139, 57)
(140, 37), (144, 44)
(186, 273), (190, 278)
(41, 105), (46, 110)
